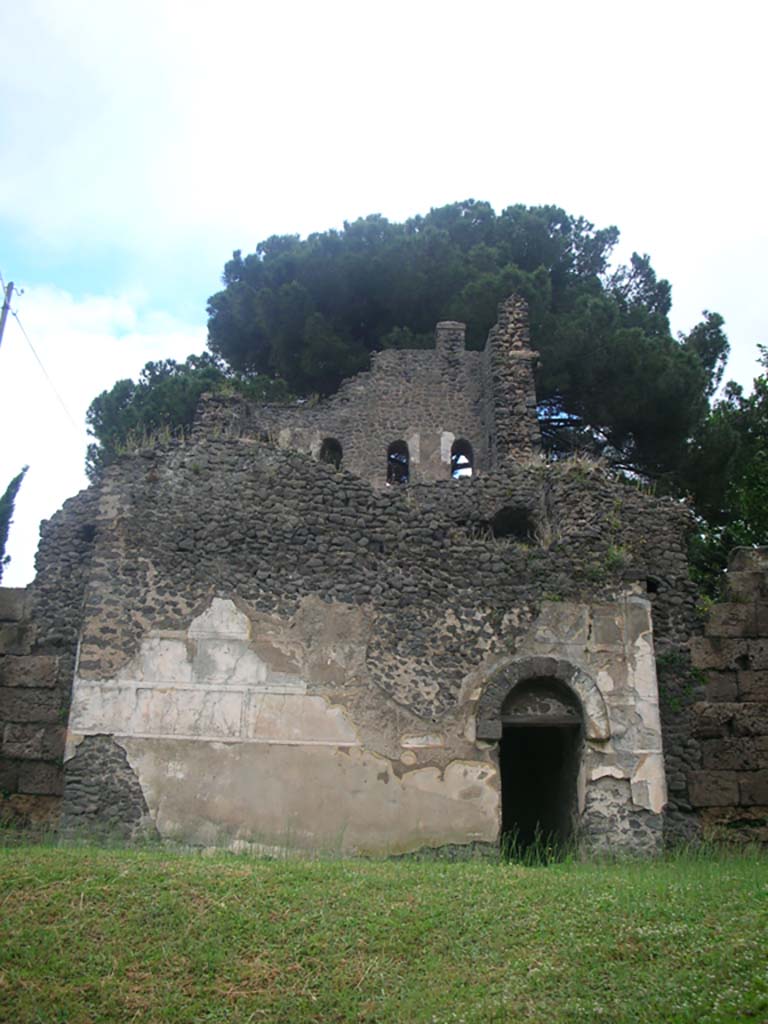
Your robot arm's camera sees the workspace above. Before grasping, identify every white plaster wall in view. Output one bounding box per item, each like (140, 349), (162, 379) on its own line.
(66, 593), (666, 852)
(67, 598), (499, 853)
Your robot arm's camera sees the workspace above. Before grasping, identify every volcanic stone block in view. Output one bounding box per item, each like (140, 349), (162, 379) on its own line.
(738, 671), (768, 702)
(0, 624), (31, 655)
(700, 737), (767, 772)
(692, 702), (768, 739)
(690, 637), (749, 672)
(2, 723), (64, 761)
(728, 547), (768, 574)
(704, 671), (738, 702)
(688, 770), (739, 807)
(748, 640), (768, 670)
(739, 770), (768, 805)
(727, 571), (768, 602)
(0, 687), (61, 724)
(0, 656), (59, 688)
(705, 603), (756, 639)
(0, 589), (28, 622)
(700, 805), (768, 845)
(0, 756), (19, 793)
(757, 604), (768, 636)
(17, 761), (63, 796)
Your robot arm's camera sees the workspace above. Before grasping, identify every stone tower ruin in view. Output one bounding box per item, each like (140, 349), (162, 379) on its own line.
(1, 296), (765, 853)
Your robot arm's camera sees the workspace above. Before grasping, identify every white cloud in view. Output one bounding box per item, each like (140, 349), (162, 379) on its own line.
(0, 285), (205, 586)
(3, 0), (766, 258)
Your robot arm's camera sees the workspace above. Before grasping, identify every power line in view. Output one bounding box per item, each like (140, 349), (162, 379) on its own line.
(9, 308), (80, 432)
(0, 279), (14, 351)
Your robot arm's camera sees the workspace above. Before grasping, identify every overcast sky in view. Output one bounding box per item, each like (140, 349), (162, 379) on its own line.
(1, 0), (766, 586)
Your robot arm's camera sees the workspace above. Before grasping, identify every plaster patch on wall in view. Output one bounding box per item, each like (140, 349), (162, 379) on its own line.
(407, 431), (421, 465)
(440, 431), (455, 464)
(118, 738), (499, 854)
(533, 603), (590, 646)
(401, 734), (445, 749)
(628, 603), (661, 700)
(630, 752), (667, 813)
(189, 598), (251, 640)
(67, 598), (365, 758)
(245, 692), (359, 744)
(591, 765), (626, 782)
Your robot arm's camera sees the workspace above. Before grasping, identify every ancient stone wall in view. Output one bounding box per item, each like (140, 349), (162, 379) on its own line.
(0, 294), (716, 854)
(194, 297), (541, 487)
(0, 487), (99, 825)
(41, 427), (690, 853)
(482, 295), (541, 465)
(687, 548), (768, 843)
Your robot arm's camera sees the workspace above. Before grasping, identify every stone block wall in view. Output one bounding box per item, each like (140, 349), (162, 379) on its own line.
(0, 487), (99, 827)
(688, 548), (768, 843)
(0, 588), (64, 823)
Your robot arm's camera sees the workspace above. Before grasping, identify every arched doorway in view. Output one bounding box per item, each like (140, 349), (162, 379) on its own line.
(499, 677), (583, 853)
(475, 656), (609, 856)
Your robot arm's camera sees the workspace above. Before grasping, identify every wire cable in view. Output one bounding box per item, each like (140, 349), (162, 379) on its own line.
(10, 309), (80, 432)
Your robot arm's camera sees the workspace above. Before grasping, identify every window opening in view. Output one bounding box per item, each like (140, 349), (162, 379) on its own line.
(450, 439), (474, 479)
(490, 506), (534, 542)
(319, 437), (343, 469)
(387, 440), (409, 484)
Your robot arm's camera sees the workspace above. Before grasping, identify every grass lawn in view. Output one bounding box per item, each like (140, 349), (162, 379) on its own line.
(0, 843), (765, 1023)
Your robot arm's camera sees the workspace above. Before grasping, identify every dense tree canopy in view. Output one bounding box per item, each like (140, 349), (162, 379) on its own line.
(682, 347), (768, 592)
(206, 201), (728, 479)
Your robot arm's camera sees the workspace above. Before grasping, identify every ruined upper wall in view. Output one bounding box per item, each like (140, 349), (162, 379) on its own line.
(65, 437), (693, 715)
(194, 295), (541, 487)
(483, 295), (541, 465)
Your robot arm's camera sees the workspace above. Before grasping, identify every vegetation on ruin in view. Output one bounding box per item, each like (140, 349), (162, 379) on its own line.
(85, 354), (289, 480)
(0, 843), (764, 1024)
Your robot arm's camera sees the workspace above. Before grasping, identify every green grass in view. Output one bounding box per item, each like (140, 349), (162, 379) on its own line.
(0, 844), (765, 1023)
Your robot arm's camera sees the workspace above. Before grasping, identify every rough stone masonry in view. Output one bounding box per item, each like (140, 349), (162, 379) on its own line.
(2, 294), (762, 854)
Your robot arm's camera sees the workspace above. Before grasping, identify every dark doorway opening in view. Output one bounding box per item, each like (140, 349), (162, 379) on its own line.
(500, 723), (581, 855)
(490, 506), (534, 543)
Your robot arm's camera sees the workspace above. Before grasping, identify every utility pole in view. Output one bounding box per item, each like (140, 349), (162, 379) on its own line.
(0, 280), (14, 351)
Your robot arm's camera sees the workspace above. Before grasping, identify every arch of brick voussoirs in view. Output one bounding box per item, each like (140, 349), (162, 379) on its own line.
(475, 655), (610, 741)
